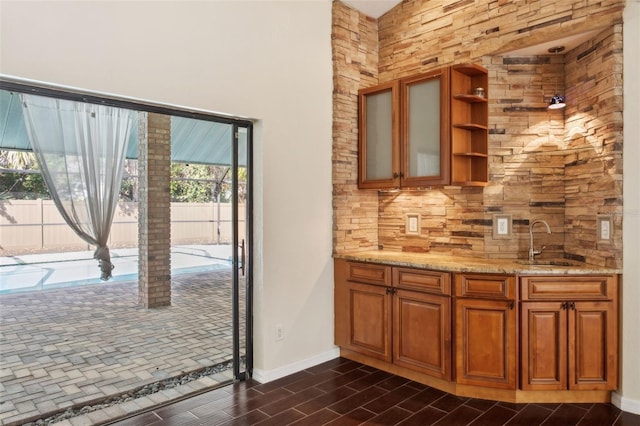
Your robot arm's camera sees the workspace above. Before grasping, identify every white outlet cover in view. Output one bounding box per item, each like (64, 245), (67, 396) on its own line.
(406, 213), (421, 236)
(597, 215), (612, 242)
(493, 214), (512, 239)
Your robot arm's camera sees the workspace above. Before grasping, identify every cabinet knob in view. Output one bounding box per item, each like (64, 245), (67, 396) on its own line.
(569, 301), (576, 310)
(561, 302), (567, 310)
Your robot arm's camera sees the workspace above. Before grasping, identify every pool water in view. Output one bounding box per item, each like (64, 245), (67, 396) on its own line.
(0, 245), (233, 294)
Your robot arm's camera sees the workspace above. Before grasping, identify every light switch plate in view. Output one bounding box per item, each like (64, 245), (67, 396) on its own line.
(406, 213), (421, 236)
(597, 214), (612, 242)
(493, 214), (512, 239)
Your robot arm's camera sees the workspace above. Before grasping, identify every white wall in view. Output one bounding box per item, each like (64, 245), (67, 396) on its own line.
(0, 0), (336, 376)
(617, 0), (640, 415)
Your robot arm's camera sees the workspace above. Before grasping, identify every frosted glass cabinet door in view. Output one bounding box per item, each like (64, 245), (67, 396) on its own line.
(401, 70), (450, 186)
(358, 81), (400, 189)
(366, 91), (393, 180)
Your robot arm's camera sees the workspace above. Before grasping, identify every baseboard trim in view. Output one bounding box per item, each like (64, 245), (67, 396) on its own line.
(252, 348), (340, 384)
(612, 392), (640, 415)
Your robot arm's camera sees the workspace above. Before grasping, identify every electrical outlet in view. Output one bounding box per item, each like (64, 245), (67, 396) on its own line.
(406, 213), (420, 235)
(497, 217), (509, 235)
(597, 215), (612, 242)
(275, 324), (284, 341)
(492, 214), (512, 239)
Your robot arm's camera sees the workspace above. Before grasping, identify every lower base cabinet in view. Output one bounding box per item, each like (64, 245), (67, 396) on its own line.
(454, 273), (517, 390)
(520, 275), (618, 391)
(455, 298), (516, 389)
(335, 259), (619, 402)
(334, 259), (451, 380)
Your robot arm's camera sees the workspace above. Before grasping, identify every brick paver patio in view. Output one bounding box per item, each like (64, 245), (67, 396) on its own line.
(0, 269), (246, 425)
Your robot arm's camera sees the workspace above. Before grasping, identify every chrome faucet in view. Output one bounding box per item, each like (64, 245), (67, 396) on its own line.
(529, 219), (551, 262)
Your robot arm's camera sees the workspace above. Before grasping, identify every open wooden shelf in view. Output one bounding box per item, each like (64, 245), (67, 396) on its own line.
(450, 63), (489, 186)
(453, 94), (487, 103)
(453, 123), (488, 131)
(453, 152), (488, 158)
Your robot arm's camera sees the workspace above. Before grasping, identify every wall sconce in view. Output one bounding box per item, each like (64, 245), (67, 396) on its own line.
(548, 46), (566, 110)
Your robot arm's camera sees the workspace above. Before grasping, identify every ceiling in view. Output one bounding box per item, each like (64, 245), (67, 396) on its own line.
(341, 0), (402, 18)
(501, 30), (602, 56)
(340, 1), (599, 56)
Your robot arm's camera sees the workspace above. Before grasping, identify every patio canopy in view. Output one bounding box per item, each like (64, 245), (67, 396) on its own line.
(0, 89), (246, 166)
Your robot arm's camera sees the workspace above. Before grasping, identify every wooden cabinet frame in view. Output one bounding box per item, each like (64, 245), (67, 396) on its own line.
(450, 63), (489, 186)
(335, 259), (620, 402)
(358, 70), (450, 189)
(454, 273), (517, 389)
(520, 275), (618, 391)
(335, 260), (452, 380)
(358, 81), (401, 189)
(400, 69), (451, 187)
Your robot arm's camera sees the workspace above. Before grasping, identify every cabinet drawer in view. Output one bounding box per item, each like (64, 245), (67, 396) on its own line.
(520, 275), (617, 301)
(394, 268), (451, 295)
(346, 262), (392, 286)
(455, 273), (516, 299)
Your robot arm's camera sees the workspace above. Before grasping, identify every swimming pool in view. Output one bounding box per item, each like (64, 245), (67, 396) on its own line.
(0, 245), (233, 294)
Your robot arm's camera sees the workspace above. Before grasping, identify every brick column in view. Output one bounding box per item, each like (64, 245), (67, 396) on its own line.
(138, 112), (171, 308)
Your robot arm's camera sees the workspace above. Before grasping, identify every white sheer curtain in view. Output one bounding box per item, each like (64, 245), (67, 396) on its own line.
(20, 94), (136, 280)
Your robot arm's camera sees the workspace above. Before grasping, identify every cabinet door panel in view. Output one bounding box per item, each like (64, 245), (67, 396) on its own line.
(569, 301), (617, 390)
(521, 302), (567, 390)
(401, 69), (450, 186)
(358, 81), (400, 189)
(456, 298), (516, 389)
(347, 282), (392, 362)
(393, 290), (451, 379)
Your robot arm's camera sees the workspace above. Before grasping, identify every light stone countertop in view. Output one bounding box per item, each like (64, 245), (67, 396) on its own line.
(334, 250), (622, 275)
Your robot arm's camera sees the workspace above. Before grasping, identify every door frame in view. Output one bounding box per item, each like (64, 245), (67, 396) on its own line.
(1, 77), (254, 381)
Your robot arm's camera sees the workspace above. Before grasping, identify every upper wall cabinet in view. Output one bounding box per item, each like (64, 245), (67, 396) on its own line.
(358, 64), (488, 189)
(450, 63), (489, 186)
(358, 69), (450, 189)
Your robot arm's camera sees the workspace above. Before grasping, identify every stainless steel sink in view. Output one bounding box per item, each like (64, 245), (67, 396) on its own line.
(515, 260), (579, 267)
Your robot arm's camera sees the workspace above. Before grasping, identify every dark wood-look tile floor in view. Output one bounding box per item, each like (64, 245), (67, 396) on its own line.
(109, 358), (640, 426)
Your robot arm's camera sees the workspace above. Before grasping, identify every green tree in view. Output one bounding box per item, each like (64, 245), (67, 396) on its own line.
(0, 150), (49, 199)
(170, 163), (215, 203)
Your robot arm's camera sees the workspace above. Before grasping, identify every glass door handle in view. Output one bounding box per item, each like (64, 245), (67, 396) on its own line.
(239, 239), (245, 276)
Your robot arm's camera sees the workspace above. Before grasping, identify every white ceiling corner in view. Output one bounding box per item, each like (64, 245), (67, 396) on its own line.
(341, 0), (403, 18)
(502, 30), (603, 56)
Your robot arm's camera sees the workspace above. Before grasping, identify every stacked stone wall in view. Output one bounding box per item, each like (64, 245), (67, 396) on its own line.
(332, 0), (623, 267)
